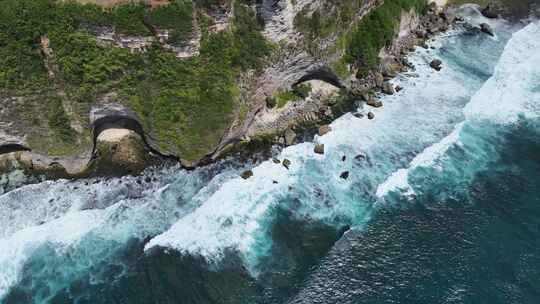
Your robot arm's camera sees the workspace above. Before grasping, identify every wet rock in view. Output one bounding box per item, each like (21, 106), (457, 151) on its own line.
(430, 59), (442, 71)
(382, 82), (394, 95)
(272, 180), (278, 184)
(367, 112), (375, 120)
(144, 176), (152, 183)
(481, 5), (499, 19)
(395, 85), (403, 92)
(480, 23), (494, 36)
(342, 155), (346, 162)
(284, 128), (296, 146)
(272, 158), (281, 164)
(352, 112), (364, 118)
(318, 125), (332, 136)
(241, 170), (253, 179)
(314, 144), (325, 155)
(282, 159), (291, 169)
(340, 171), (349, 180)
(366, 98), (383, 108)
(355, 153), (367, 161)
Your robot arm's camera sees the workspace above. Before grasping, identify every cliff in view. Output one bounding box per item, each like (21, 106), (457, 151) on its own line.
(0, 0), (514, 177)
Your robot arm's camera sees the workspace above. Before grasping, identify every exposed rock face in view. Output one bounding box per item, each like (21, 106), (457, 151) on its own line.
(366, 98), (383, 108)
(318, 125), (331, 136)
(314, 144), (325, 155)
(284, 128), (297, 145)
(90, 129), (151, 176)
(382, 82), (395, 95)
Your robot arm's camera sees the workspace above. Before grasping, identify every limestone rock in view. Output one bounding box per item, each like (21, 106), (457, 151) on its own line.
(366, 98), (383, 108)
(314, 144), (325, 155)
(382, 82), (395, 95)
(374, 72), (384, 88)
(318, 125), (332, 136)
(284, 128), (296, 146)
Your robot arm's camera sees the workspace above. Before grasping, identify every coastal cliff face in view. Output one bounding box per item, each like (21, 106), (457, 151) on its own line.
(0, 0), (528, 176)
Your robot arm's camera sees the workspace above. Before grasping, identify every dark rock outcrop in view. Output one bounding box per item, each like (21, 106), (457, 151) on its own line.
(241, 170), (254, 179)
(480, 23), (495, 36)
(430, 59), (442, 71)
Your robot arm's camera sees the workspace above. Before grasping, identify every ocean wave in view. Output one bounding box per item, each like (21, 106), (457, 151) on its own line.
(377, 21), (540, 199)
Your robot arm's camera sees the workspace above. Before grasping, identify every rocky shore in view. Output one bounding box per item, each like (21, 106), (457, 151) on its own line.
(0, 0), (532, 180)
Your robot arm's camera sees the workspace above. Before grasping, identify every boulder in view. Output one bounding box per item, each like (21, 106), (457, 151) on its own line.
(481, 5), (499, 19)
(366, 98), (383, 108)
(480, 23), (494, 36)
(284, 128), (296, 146)
(241, 170), (253, 179)
(282, 159), (291, 170)
(367, 112), (375, 120)
(382, 82), (394, 95)
(318, 125), (332, 136)
(314, 144), (325, 155)
(340, 171), (349, 180)
(430, 59), (442, 71)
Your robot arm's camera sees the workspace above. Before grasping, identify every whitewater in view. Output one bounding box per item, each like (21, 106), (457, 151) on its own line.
(0, 6), (538, 303)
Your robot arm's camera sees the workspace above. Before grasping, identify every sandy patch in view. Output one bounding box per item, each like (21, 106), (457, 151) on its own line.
(97, 129), (135, 143)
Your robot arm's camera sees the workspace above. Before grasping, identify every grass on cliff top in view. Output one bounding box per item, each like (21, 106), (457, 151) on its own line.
(0, 0), (271, 162)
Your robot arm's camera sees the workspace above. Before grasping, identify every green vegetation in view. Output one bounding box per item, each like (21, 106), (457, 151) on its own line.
(149, 0), (194, 45)
(47, 97), (77, 144)
(345, 0), (427, 75)
(111, 3), (151, 35)
(0, 0), (271, 161)
(275, 83), (312, 108)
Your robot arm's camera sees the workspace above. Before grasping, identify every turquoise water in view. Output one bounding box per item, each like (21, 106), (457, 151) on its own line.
(1, 7), (538, 304)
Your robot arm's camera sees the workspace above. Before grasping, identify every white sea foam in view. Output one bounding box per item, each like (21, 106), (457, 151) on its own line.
(464, 21), (540, 123)
(377, 21), (540, 198)
(0, 209), (106, 299)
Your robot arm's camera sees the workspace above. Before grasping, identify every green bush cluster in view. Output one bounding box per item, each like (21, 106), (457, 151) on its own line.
(47, 96), (77, 143)
(345, 0), (427, 75)
(149, 0), (194, 45)
(275, 82), (312, 108)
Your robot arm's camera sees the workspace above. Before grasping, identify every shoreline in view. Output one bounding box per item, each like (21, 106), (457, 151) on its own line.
(0, 1), (514, 181)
